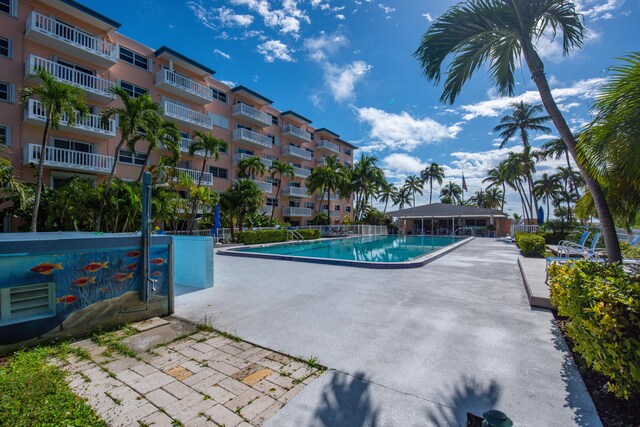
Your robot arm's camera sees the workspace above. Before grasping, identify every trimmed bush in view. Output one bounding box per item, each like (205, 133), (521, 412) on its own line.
(514, 232), (546, 257)
(297, 229), (320, 240)
(238, 229), (288, 245)
(548, 261), (640, 399)
(535, 230), (568, 245)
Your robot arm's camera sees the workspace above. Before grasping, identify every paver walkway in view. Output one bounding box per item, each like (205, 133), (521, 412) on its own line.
(61, 318), (322, 426)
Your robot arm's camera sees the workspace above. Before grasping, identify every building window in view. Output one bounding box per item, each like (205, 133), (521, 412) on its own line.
(120, 81), (148, 98)
(0, 37), (9, 58)
(210, 87), (227, 103)
(209, 166), (228, 179)
(119, 47), (148, 70)
(118, 149), (147, 166)
(0, 125), (8, 146)
(344, 148), (351, 155)
(321, 204), (329, 210)
(271, 114), (278, 126)
(345, 206), (351, 213)
(266, 134), (276, 145)
(0, 81), (12, 102)
(0, 283), (56, 326)
(0, 0), (11, 15)
(334, 205), (340, 211)
(53, 138), (93, 153)
(305, 202), (315, 209)
(266, 197), (278, 207)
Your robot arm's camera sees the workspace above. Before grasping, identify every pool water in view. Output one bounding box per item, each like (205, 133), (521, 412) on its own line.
(232, 235), (463, 263)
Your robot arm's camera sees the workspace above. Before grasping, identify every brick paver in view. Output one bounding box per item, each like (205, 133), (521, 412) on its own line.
(61, 317), (323, 426)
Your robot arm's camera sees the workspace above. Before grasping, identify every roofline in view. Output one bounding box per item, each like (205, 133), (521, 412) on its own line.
(315, 128), (340, 138)
(281, 110), (313, 124)
(153, 46), (215, 76)
(231, 85), (273, 104)
(60, 0), (121, 29)
(336, 138), (358, 149)
(386, 214), (508, 218)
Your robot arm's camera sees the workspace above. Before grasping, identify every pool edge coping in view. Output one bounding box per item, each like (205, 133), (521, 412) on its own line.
(216, 236), (475, 269)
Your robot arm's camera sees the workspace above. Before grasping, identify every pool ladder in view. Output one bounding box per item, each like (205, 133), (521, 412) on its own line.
(288, 230), (304, 241)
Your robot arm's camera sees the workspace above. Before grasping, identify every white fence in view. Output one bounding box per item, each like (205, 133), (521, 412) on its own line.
(510, 224), (539, 235)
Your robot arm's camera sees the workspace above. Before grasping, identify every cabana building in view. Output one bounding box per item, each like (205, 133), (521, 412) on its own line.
(386, 203), (512, 237)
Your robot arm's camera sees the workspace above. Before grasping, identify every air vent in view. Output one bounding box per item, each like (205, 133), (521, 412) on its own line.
(0, 282), (55, 325)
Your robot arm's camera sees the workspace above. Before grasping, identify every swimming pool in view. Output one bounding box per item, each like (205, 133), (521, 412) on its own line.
(220, 235), (472, 268)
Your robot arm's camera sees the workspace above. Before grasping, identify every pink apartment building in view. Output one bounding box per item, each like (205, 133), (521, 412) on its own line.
(0, 0), (357, 230)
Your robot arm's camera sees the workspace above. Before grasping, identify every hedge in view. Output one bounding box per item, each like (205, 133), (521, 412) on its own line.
(238, 229), (288, 245)
(514, 232), (546, 257)
(297, 229), (320, 240)
(548, 260), (640, 399)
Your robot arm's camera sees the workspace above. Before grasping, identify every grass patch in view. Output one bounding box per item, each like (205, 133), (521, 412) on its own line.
(0, 346), (106, 426)
(91, 325), (138, 358)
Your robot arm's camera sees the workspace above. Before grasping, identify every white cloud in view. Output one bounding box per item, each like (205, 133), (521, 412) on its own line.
(335, 14), (345, 20)
(230, 0), (310, 38)
(303, 31), (348, 62)
(378, 3), (395, 14)
(355, 107), (461, 152)
(421, 12), (434, 22)
(213, 49), (231, 59)
(220, 80), (237, 88)
(187, 2), (254, 29)
(382, 153), (426, 175)
(575, 0), (625, 21)
(325, 61), (372, 102)
(257, 39), (295, 62)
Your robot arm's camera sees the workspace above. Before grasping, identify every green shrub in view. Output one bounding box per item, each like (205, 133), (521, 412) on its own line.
(514, 232), (546, 257)
(535, 230), (568, 245)
(548, 261), (640, 399)
(621, 241), (640, 260)
(297, 229), (320, 240)
(238, 229), (288, 245)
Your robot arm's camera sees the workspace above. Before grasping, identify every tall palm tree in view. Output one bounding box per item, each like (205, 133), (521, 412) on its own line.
(306, 156), (344, 225)
(352, 154), (384, 221)
(269, 160), (295, 221)
(377, 181), (398, 213)
(414, 0), (621, 261)
(392, 186), (412, 210)
(483, 186), (503, 210)
(237, 156), (266, 180)
(420, 162), (445, 204)
(20, 67), (89, 232)
(98, 87), (161, 230)
(503, 152), (532, 221)
(483, 162), (509, 211)
(138, 120), (181, 181)
(403, 175), (424, 207)
(541, 137), (580, 198)
(534, 173), (561, 222)
(440, 181), (462, 205)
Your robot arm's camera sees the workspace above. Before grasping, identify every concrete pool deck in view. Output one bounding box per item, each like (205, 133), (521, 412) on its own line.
(175, 238), (602, 426)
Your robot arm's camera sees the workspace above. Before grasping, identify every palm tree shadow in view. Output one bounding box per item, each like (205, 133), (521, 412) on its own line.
(313, 371), (379, 427)
(424, 375), (501, 427)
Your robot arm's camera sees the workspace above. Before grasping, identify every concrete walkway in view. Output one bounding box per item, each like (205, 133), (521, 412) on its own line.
(175, 239), (602, 426)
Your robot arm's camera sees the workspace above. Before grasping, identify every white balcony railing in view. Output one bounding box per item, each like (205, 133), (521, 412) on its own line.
(156, 69), (212, 103)
(176, 167), (214, 186)
(26, 12), (118, 65)
(293, 166), (311, 178)
(23, 144), (113, 173)
(234, 178), (272, 193)
(284, 186), (309, 198)
(232, 103), (272, 127)
(283, 207), (313, 217)
(261, 157), (273, 168)
(283, 124), (312, 142)
(283, 145), (313, 161)
(317, 156), (326, 166)
(178, 137), (207, 156)
(232, 128), (272, 149)
(27, 56), (115, 100)
(163, 101), (212, 129)
(232, 153), (255, 164)
(317, 139), (340, 154)
(322, 209), (341, 218)
(260, 205), (274, 216)
(25, 99), (116, 137)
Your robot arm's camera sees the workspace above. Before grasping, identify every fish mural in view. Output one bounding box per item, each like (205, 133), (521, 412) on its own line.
(150, 258), (165, 265)
(57, 295), (77, 304)
(126, 251), (141, 258)
(31, 262), (63, 275)
(113, 272), (134, 282)
(71, 277), (96, 287)
(82, 261), (109, 273)
(126, 262), (139, 270)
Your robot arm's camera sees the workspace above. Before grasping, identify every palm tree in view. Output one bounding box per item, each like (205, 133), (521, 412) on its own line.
(377, 181), (398, 213)
(20, 67), (89, 232)
(541, 137), (580, 198)
(440, 181), (462, 205)
(414, 0), (621, 261)
(138, 120), (181, 181)
(352, 154), (384, 221)
(403, 175), (424, 207)
(502, 152), (532, 221)
(97, 87), (161, 230)
(392, 186), (412, 210)
(420, 162), (445, 204)
(269, 160), (295, 221)
(534, 173), (561, 222)
(220, 179), (263, 239)
(237, 156), (266, 180)
(483, 163), (509, 211)
(306, 156), (344, 225)
(483, 187), (503, 210)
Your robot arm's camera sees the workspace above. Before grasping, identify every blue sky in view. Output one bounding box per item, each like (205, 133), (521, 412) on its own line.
(85, 0), (639, 214)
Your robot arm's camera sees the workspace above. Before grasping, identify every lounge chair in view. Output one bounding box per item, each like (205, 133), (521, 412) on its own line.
(630, 235), (640, 246)
(556, 231), (591, 257)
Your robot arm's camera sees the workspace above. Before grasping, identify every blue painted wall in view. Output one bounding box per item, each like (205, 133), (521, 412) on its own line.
(173, 235), (214, 289)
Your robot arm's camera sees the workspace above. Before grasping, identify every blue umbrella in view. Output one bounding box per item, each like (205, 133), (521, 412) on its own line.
(211, 204), (221, 237)
(537, 206), (545, 225)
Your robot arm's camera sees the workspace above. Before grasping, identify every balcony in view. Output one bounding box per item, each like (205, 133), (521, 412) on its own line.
(234, 178), (272, 193)
(232, 103), (272, 128)
(24, 99), (116, 138)
(156, 69), (212, 105)
(282, 124), (312, 143)
(283, 207), (313, 217)
(322, 209), (341, 218)
(259, 205), (274, 216)
(23, 144), (112, 174)
(321, 192), (340, 201)
(316, 139), (340, 154)
(261, 157), (273, 168)
(25, 12), (118, 68)
(293, 167), (311, 179)
(27, 56), (115, 102)
(163, 101), (212, 130)
(176, 137), (207, 156)
(283, 145), (312, 161)
(284, 186), (309, 198)
(232, 128), (272, 150)
(317, 156), (326, 166)
(176, 167), (214, 186)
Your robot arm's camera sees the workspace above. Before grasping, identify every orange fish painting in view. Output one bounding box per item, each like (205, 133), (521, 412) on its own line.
(112, 272), (134, 282)
(126, 262), (139, 270)
(30, 262), (62, 275)
(71, 277), (96, 287)
(126, 251), (141, 258)
(152, 271), (162, 276)
(82, 261), (108, 272)
(150, 258), (165, 265)
(57, 295), (77, 304)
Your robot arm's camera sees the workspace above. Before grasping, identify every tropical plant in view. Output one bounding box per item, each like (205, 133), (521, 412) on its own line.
(483, 186), (503, 210)
(0, 150), (28, 210)
(138, 120), (181, 181)
(306, 155), (344, 225)
(377, 181), (398, 213)
(269, 160), (295, 221)
(351, 154), (385, 221)
(403, 175), (424, 207)
(440, 181), (462, 205)
(534, 173), (561, 222)
(392, 186), (412, 210)
(483, 162), (509, 211)
(420, 162), (445, 204)
(20, 67), (89, 232)
(219, 179), (263, 240)
(541, 137), (580, 198)
(238, 156), (267, 180)
(97, 87), (161, 230)
(414, 0), (621, 261)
